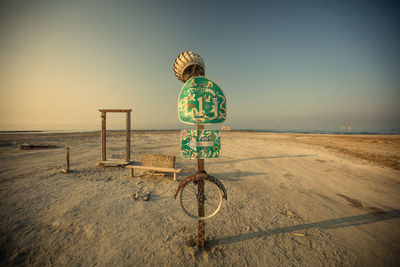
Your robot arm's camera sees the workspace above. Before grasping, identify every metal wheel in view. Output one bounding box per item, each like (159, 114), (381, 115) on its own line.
(179, 178), (223, 220)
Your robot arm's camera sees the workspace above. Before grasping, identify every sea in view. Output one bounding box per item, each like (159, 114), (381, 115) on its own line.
(1, 128), (400, 135)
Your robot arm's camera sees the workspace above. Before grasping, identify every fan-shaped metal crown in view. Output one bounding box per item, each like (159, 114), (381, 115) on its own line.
(173, 51), (205, 83)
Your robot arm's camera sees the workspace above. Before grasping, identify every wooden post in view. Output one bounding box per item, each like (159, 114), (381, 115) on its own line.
(101, 112), (106, 161)
(126, 111), (131, 163)
(66, 147), (70, 171)
(197, 124), (205, 247)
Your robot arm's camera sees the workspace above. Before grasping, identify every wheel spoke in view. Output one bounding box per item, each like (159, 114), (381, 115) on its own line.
(179, 178), (223, 219)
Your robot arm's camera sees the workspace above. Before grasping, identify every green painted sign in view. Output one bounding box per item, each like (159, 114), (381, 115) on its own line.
(181, 130), (221, 159)
(178, 77), (226, 125)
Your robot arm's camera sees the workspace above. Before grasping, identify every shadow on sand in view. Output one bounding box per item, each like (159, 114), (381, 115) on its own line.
(208, 209), (400, 247)
(209, 154), (317, 164)
(177, 171), (268, 182)
(208, 172), (269, 181)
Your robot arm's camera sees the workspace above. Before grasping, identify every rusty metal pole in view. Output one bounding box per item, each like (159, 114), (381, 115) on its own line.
(101, 112), (106, 161)
(197, 124), (205, 247)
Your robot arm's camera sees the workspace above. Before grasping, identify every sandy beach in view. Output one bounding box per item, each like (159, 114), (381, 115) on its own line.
(0, 131), (399, 266)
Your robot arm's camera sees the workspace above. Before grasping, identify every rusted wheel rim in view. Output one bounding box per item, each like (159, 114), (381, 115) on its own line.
(179, 179), (223, 220)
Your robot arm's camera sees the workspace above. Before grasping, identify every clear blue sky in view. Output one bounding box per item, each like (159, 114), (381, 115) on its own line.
(0, 0), (399, 131)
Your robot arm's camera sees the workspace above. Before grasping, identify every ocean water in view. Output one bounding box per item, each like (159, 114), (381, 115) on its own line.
(1, 127), (400, 135)
(234, 128), (400, 135)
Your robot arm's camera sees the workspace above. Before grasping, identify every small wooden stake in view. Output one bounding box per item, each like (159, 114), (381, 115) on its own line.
(61, 147), (70, 173)
(66, 147), (70, 171)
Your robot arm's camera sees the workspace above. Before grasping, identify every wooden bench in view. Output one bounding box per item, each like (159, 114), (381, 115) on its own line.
(126, 154), (182, 181)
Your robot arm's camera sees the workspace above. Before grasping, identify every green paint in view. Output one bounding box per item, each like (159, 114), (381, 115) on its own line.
(178, 77), (226, 125)
(181, 130), (221, 159)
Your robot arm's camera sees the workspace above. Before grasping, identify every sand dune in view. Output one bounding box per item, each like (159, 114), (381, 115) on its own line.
(0, 131), (399, 266)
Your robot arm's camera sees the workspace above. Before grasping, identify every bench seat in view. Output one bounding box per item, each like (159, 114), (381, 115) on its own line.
(126, 165), (182, 180)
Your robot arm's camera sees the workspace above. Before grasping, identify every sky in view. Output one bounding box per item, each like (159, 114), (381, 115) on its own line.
(0, 0), (399, 132)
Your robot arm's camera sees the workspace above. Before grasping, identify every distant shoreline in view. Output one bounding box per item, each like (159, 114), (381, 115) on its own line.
(1, 129), (399, 135)
(232, 129), (400, 135)
(0, 130), (45, 133)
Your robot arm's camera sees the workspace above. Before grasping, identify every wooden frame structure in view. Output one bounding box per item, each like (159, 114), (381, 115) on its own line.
(97, 109), (132, 166)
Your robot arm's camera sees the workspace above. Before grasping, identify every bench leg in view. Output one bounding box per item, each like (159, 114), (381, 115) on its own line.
(130, 168), (133, 178)
(173, 173), (177, 181)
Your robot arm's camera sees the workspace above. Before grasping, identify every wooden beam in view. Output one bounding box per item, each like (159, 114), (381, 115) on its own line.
(98, 160), (129, 166)
(126, 111), (131, 162)
(101, 112), (106, 161)
(98, 109), (132, 113)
